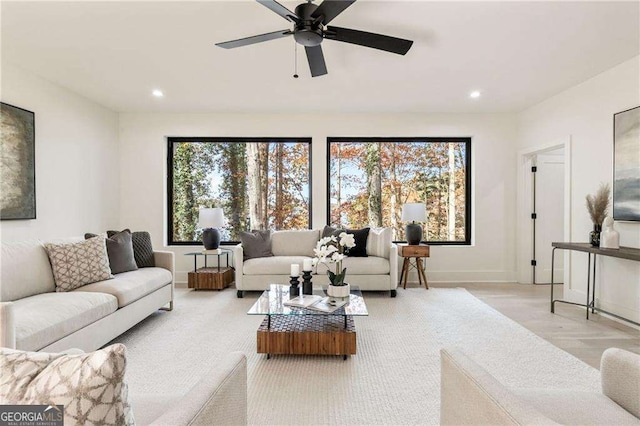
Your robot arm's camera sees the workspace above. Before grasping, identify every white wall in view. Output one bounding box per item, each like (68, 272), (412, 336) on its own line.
(0, 63), (120, 241)
(518, 56), (640, 323)
(118, 112), (518, 284)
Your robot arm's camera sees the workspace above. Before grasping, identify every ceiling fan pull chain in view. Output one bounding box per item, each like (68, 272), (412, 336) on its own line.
(293, 40), (299, 78)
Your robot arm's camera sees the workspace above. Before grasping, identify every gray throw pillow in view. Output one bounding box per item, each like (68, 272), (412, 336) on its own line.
(107, 230), (155, 268)
(322, 225), (338, 239)
(240, 230), (274, 261)
(85, 229), (138, 274)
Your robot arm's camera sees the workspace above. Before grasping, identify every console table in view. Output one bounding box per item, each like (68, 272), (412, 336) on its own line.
(550, 242), (640, 327)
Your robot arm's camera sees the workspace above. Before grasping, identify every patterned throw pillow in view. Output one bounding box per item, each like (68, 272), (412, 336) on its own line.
(107, 230), (155, 268)
(0, 344), (135, 426)
(44, 237), (113, 291)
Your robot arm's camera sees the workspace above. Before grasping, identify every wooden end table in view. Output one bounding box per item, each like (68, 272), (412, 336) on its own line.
(398, 243), (430, 289)
(184, 249), (234, 290)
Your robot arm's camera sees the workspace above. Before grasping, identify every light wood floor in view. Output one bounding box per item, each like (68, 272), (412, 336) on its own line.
(415, 282), (640, 369)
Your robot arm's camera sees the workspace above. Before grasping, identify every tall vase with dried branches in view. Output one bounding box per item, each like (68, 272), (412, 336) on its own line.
(585, 183), (611, 247)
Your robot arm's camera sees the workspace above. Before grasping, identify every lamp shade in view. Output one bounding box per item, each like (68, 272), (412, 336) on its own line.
(401, 203), (427, 222)
(198, 208), (225, 229)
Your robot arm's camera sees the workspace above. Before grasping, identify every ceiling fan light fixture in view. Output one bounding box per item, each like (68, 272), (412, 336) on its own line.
(152, 89), (164, 98)
(469, 90), (481, 99)
(216, 0), (413, 77)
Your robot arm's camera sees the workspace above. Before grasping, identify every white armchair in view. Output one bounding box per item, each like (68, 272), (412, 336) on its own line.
(440, 347), (640, 425)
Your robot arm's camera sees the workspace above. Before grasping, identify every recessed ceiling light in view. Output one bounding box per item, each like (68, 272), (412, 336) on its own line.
(469, 91), (481, 99)
(152, 89), (164, 98)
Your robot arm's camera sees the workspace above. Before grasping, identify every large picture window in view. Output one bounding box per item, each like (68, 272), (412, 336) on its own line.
(168, 137), (311, 245)
(328, 137), (471, 245)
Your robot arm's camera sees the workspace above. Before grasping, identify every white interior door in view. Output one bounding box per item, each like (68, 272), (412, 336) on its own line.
(534, 152), (564, 283)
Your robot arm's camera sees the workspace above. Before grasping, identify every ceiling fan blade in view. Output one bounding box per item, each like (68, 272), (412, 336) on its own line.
(311, 0), (356, 25)
(305, 45), (328, 77)
(216, 29), (292, 49)
(325, 26), (413, 55)
(256, 0), (300, 23)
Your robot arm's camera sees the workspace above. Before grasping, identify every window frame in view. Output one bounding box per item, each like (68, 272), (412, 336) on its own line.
(167, 136), (313, 246)
(326, 137), (472, 246)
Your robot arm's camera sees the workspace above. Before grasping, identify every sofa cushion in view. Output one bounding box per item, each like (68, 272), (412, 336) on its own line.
(513, 388), (640, 426)
(243, 256), (311, 275)
(271, 230), (319, 257)
(44, 237), (113, 291)
(12, 292), (118, 351)
(86, 229), (138, 274)
(0, 344), (135, 426)
(366, 227), (393, 258)
(316, 256), (390, 275)
(74, 267), (172, 308)
(1, 240), (55, 302)
(240, 230), (274, 260)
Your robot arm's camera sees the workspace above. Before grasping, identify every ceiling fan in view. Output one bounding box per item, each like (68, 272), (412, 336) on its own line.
(216, 0), (414, 77)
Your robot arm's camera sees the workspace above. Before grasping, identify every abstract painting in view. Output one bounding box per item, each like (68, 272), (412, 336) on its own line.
(613, 106), (640, 221)
(1, 102), (36, 220)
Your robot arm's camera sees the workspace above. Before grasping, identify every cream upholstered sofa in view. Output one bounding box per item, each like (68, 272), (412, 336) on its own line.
(133, 351), (247, 425)
(0, 239), (174, 352)
(233, 229), (398, 298)
(440, 347), (640, 425)
(1, 347), (246, 425)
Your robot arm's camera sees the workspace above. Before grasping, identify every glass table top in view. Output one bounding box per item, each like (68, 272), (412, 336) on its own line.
(247, 284), (368, 317)
(184, 248), (232, 256)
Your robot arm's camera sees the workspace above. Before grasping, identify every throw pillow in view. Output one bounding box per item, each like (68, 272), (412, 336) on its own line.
(107, 230), (155, 268)
(239, 230), (274, 261)
(366, 227), (393, 258)
(321, 226), (370, 257)
(44, 237), (113, 291)
(86, 229), (138, 274)
(322, 225), (337, 239)
(345, 227), (370, 257)
(0, 344), (135, 426)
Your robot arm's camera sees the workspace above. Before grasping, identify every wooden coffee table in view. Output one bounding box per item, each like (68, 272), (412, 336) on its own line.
(247, 284), (368, 360)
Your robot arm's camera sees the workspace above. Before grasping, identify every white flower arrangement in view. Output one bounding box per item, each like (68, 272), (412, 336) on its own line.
(312, 232), (356, 286)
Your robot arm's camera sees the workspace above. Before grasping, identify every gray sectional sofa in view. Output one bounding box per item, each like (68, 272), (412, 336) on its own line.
(233, 229), (398, 298)
(0, 239), (174, 352)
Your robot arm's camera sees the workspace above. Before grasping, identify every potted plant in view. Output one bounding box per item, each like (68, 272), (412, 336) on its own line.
(585, 183), (610, 247)
(312, 232), (356, 298)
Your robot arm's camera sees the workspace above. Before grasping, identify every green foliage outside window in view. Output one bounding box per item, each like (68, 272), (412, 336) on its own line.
(169, 138), (310, 244)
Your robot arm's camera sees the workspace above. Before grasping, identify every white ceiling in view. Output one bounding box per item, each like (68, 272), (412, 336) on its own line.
(2, 1), (639, 113)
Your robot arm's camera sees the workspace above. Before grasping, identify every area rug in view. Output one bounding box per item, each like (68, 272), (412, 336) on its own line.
(112, 287), (599, 425)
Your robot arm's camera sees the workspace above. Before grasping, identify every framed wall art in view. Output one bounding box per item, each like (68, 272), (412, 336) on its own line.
(613, 105), (640, 222)
(0, 102), (36, 220)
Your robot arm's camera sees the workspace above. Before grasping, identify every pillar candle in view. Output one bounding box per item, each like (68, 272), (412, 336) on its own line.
(290, 264), (300, 277)
(302, 259), (313, 271)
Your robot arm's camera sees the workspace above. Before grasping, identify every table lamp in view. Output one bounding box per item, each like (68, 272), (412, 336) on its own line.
(401, 203), (427, 245)
(198, 208), (225, 250)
